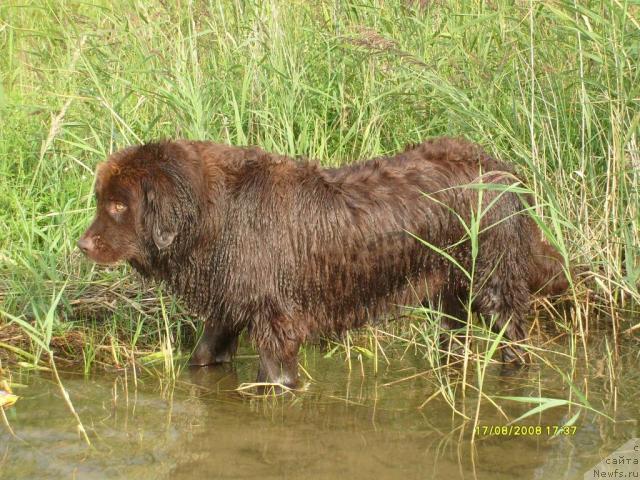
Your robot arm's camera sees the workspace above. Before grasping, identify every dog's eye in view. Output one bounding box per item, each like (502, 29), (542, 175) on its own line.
(113, 202), (127, 213)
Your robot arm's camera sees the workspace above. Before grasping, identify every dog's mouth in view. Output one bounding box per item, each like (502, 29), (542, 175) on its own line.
(78, 248), (124, 266)
(86, 256), (123, 266)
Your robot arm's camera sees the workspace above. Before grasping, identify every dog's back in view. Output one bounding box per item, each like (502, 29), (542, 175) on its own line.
(196, 138), (567, 343)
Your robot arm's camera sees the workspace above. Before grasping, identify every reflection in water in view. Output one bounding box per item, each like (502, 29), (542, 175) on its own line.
(0, 335), (638, 480)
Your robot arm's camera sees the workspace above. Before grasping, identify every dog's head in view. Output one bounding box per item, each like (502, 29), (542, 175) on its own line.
(78, 142), (204, 265)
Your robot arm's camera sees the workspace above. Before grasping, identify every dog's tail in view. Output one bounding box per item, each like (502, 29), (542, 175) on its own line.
(528, 237), (571, 296)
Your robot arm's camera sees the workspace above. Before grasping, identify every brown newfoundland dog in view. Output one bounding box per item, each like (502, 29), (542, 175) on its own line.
(78, 138), (568, 387)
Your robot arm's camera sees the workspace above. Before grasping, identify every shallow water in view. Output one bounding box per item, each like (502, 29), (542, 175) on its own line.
(1, 333), (638, 480)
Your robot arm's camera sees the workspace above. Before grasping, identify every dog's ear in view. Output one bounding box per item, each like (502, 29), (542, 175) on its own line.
(143, 178), (178, 250)
(139, 142), (203, 251)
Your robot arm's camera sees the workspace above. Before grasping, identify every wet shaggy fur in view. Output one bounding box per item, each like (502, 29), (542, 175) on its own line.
(78, 138), (569, 387)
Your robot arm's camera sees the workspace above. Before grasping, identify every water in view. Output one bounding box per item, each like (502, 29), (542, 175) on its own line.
(1, 333), (638, 479)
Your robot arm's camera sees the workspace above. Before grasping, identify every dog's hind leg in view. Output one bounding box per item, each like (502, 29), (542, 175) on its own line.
(472, 270), (531, 364)
(436, 290), (469, 363)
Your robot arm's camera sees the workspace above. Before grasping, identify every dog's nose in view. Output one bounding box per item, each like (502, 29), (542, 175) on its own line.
(77, 236), (94, 254)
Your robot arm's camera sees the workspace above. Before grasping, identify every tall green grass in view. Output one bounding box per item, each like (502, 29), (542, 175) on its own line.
(0, 0), (638, 385)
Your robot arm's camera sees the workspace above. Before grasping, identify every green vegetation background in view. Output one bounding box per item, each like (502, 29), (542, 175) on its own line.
(0, 0), (638, 367)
